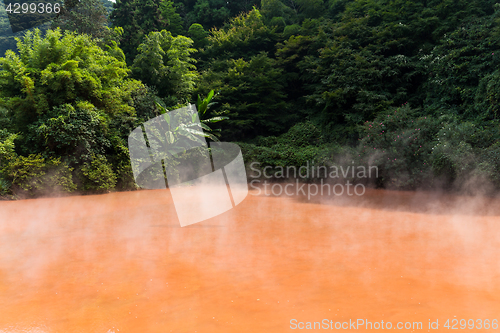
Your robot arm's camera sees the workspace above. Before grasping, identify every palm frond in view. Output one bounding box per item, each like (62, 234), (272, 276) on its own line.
(202, 116), (229, 123)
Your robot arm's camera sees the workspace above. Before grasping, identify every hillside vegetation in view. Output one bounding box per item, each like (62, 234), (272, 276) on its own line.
(1, 0), (500, 197)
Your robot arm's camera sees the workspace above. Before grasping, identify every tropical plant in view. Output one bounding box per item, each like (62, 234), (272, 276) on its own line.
(141, 89), (228, 165)
(195, 89), (229, 140)
(154, 99), (219, 148)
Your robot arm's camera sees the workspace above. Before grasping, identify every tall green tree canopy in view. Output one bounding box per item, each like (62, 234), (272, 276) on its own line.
(0, 28), (145, 190)
(110, 0), (168, 63)
(160, 0), (185, 35)
(202, 8), (278, 63)
(422, 7), (500, 120)
(52, 0), (110, 38)
(172, 0), (259, 29)
(272, 0), (499, 142)
(187, 23), (209, 48)
(196, 52), (292, 140)
(132, 30), (198, 106)
(186, 0), (231, 29)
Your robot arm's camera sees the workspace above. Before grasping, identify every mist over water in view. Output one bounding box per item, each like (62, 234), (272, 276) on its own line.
(0, 188), (499, 332)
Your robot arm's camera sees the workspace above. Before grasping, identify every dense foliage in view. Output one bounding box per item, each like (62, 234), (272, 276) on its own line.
(1, 0), (500, 198)
(0, 29), (146, 196)
(131, 29), (198, 105)
(0, 0), (115, 56)
(51, 0), (109, 38)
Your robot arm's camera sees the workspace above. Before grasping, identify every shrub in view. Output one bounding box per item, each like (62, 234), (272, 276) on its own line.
(430, 120), (477, 186)
(108, 143), (137, 191)
(43, 158), (77, 194)
(7, 154), (46, 193)
(0, 131), (18, 196)
(430, 118), (500, 192)
(283, 24), (301, 38)
(3, 153), (76, 197)
(28, 103), (110, 163)
(0, 178), (10, 197)
(276, 121), (324, 147)
(358, 104), (440, 189)
(80, 154), (117, 192)
(0, 130), (17, 171)
(253, 135), (279, 147)
(478, 142), (500, 187)
(239, 121), (347, 181)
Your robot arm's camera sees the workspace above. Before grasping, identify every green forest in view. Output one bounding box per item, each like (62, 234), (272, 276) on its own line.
(1, 0), (500, 198)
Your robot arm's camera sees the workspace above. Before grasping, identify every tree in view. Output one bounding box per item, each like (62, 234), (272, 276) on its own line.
(289, 0), (499, 143)
(132, 30), (198, 106)
(110, 0), (167, 63)
(101, 0), (114, 14)
(160, 0), (185, 35)
(186, 0), (231, 29)
(5, 0), (59, 33)
(52, 0), (109, 38)
(260, 0), (297, 26)
(0, 28), (145, 192)
(0, 3), (52, 57)
(196, 52), (291, 141)
(168, 0), (259, 29)
(295, 0), (325, 19)
(202, 8), (278, 63)
(422, 8), (500, 120)
(226, 0), (260, 16)
(188, 23), (209, 49)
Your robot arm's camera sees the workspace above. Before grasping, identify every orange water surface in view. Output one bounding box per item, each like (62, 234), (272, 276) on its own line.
(0, 188), (499, 332)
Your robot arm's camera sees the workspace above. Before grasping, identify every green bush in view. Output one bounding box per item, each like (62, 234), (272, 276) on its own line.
(253, 135), (279, 147)
(8, 154), (48, 193)
(357, 104), (441, 189)
(356, 105), (500, 191)
(276, 121), (324, 147)
(430, 118), (500, 192)
(0, 129), (17, 169)
(3, 153), (76, 197)
(239, 121), (350, 181)
(27, 103), (110, 163)
(430, 120), (477, 184)
(0, 178), (10, 196)
(80, 154), (117, 192)
(239, 121), (326, 169)
(107, 142), (137, 191)
(0, 130), (17, 196)
(478, 142), (500, 187)
(44, 158), (77, 194)
(283, 24), (301, 38)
